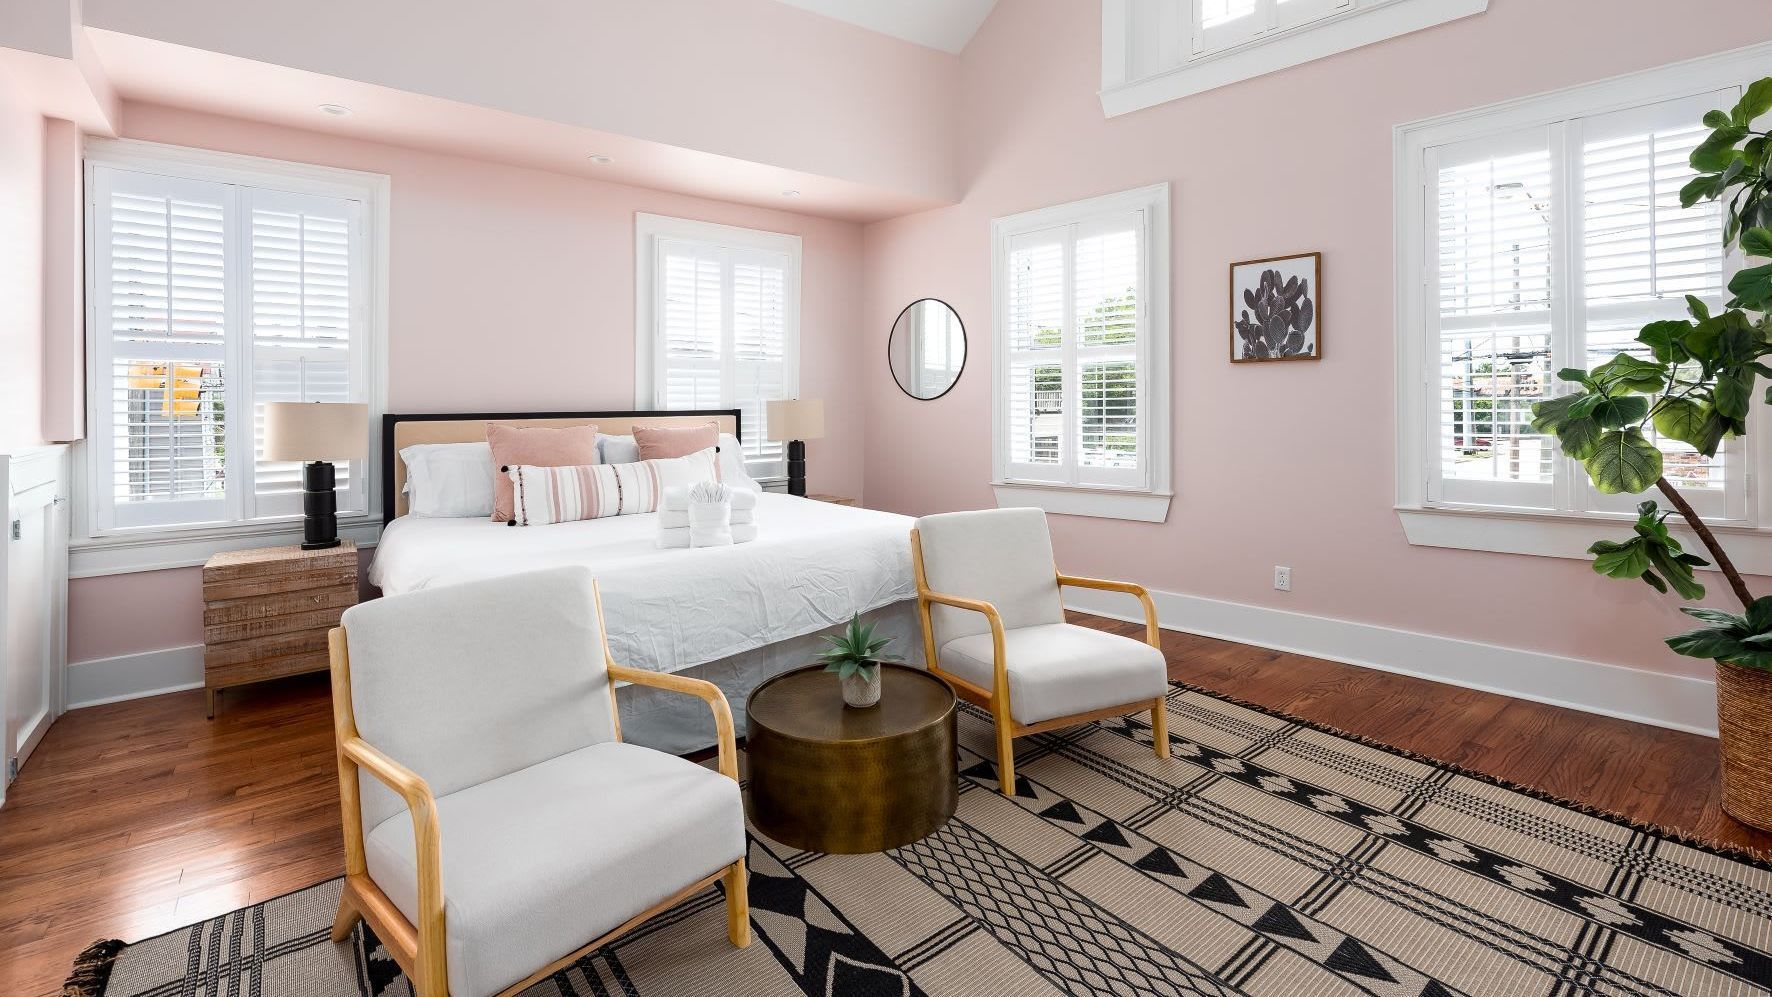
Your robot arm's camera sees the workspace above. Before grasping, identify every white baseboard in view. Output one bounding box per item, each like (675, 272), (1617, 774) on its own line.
(66, 644), (204, 709)
(1063, 586), (1719, 738)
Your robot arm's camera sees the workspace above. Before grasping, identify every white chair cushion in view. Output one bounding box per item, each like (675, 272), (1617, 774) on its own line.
(915, 508), (1067, 646)
(364, 741), (744, 997)
(939, 623), (1167, 726)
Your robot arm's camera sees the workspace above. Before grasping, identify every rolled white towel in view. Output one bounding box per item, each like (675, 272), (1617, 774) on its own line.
(660, 507), (751, 529)
(732, 523), (758, 544)
(656, 527), (691, 549)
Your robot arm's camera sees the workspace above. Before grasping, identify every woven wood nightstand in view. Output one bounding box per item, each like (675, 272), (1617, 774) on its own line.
(201, 541), (358, 717)
(806, 494), (856, 506)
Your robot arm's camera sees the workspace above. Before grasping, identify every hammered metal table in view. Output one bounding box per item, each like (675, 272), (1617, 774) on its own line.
(745, 663), (958, 853)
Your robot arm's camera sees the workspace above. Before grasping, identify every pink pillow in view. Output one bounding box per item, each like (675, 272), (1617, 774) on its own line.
(634, 422), (719, 461)
(485, 423), (599, 522)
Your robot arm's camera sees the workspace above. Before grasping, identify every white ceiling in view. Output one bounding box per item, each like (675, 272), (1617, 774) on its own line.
(769, 0), (998, 54)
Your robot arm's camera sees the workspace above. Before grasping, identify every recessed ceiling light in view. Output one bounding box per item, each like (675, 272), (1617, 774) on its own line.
(781, 189), (801, 198)
(317, 103), (352, 117)
(588, 154), (613, 164)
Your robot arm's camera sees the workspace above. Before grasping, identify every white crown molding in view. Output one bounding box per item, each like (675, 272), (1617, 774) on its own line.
(1064, 584), (1719, 737)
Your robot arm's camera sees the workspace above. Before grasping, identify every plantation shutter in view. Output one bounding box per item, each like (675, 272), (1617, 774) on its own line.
(1002, 212), (1148, 489)
(90, 169), (232, 530)
(1577, 90), (1736, 519)
(248, 188), (365, 519)
(1429, 127), (1557, 509)
(655, 237), (792, 473)
(1194, 0), (1352, 56)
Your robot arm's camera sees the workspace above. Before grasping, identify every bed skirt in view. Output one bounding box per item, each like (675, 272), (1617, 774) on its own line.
(614, 600), (924, 754)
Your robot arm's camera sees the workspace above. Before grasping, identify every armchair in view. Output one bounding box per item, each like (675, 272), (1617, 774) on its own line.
(910, 508), (1170, 795)
(327, 565), (748, 997)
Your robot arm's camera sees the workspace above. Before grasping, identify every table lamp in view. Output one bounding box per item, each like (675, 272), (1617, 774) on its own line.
(264, 401), (369, 549)
(765, 398), (825, 497)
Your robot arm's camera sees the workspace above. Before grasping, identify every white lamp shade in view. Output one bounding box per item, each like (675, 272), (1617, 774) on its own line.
(263, 402), (369, 461)
(766, 399), (825, 441)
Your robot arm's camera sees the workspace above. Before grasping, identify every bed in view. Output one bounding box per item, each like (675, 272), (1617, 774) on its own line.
(370, 410), (922, 752)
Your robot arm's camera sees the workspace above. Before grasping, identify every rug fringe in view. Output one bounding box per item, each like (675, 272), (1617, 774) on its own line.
(61, 938), (124, 997)
(1170, 681), (1772, 871)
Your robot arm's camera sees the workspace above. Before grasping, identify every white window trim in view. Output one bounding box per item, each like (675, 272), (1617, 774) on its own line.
(72, 138), (390, 578)
(1393, 41), (1772, 563)
(1100, 0), (1487, 117)
(990, 183), (1172, 523)
(633, 212), (801, 483)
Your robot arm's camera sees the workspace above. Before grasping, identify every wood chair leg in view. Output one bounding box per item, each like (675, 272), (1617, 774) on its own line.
(330, 892), (362, 943)
(1150, 695), (1170, 759)
(724, 859), (751, 947)
(995, 717), (1017, 796)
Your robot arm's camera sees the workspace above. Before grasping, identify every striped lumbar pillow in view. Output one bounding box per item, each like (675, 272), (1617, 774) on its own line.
(505, 447), (719, 526)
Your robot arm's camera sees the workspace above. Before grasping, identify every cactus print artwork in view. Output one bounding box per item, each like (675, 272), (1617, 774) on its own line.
(1231, 253), (1321, 362)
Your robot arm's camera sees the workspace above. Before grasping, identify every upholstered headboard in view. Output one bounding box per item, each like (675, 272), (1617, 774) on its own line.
(381, 409), (741, 521)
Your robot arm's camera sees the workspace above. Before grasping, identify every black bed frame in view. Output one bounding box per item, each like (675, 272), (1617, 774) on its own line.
(380, 408), (742, 523)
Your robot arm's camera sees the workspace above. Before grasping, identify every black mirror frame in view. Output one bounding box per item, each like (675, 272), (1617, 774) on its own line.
(887, 297), (967, 402)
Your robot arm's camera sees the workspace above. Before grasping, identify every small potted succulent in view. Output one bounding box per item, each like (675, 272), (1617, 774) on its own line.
(821, 615), (900, 708)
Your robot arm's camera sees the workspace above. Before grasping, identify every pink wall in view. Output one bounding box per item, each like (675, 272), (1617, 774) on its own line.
(0, 88), (46, 454)
(860, 0), (1772, 679)
(67, 101), (870, 664)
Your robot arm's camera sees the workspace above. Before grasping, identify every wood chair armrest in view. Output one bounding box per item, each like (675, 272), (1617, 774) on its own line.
(339, 736), (445, 988)
(1057, 574), (1160, 649)
(607, 664), (739, 782)
(916, 589), (1011, 707)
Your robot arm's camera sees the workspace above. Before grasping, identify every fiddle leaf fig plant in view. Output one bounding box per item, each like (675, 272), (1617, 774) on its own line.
(1529, 78), (1772, 670)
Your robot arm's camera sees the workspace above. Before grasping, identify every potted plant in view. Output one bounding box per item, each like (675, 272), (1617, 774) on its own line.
(821, 615), (901, 708)
(1529, 78), (1772, 829)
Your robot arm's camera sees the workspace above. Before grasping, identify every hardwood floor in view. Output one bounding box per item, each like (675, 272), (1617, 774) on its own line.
(3, 615), (1768, 996)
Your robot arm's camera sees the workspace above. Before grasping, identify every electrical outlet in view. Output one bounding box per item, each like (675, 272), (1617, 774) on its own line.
(1273, 566), (1292, 592)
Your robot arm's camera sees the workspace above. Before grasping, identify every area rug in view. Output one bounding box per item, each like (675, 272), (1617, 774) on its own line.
(70, 684), (1772, 997)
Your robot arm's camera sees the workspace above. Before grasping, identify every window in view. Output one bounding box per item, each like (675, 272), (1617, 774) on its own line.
(81, 140), (386, 556)
(635, 214), (800, 479)
(1395, 48), (1772, 561)
(1100, 0), (1487, 116)
(991, 184), (1171, 523)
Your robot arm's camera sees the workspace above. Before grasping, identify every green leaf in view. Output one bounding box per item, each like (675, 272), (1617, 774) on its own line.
(1705, 108), (1732, 129)
(1530, 393), (1585, 433)
(1734, 78), (1772, 127)
(1667, 627), (1752, 661)
(1680, 173), (1721, 208)
(1646, 545), (1705, 600)
(1590, 539), (1650, 579)
(1729, 262), (1772, 309)
(1652, 398), (1713, 448)
(1686, 295), (1712, 322)
(1748, 597), (1772, 634)
(1590, 394), (1650, 428)
(1636, 319), (1693, 364)
(1556, 367), (1591, 384)
(1582, 430), (1662, 494)
(1682, 605), (1748, 628)
(1692, 125), (1748, 172)
(1715, 369), (1753, 419)
(1743, 226), (1772, 257)
(1555, 417), (1603, 460)
(1591, 354), (1668, 394)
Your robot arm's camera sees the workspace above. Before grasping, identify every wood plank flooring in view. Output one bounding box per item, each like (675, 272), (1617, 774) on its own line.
(3, 614), (1767, 996)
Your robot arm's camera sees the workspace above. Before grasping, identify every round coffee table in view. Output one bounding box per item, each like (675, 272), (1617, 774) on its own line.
(746, 663), (957, 854)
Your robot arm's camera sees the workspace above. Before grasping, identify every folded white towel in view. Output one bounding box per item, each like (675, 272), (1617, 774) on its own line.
(660, 508), (753, 529)
(732, 523), (758, 544)
(728, 488), (757, 511)
(661, 485), (693, 512)
(656, 528), (691, 549)
(690, 524), (732, 548)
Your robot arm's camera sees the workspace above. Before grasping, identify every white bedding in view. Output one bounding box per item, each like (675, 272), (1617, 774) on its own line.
(369, 493), (918, 676)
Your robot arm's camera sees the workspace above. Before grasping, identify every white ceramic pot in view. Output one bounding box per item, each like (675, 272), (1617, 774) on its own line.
(841, 665), (882, 708)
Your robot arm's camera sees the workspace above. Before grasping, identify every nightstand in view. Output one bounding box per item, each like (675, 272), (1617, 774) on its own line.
(201, 541), (359, 717)
(807, 494), (856, 506)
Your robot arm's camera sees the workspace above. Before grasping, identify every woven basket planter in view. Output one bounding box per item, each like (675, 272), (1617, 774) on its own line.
(1717, 661), (1772, 832)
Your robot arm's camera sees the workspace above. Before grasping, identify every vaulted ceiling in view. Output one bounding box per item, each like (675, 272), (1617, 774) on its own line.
(769, 0), (999, 53)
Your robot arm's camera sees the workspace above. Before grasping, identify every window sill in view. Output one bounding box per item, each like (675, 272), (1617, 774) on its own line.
(992, 483), (1173, 523)
(70, 517), (383, 578)
(1397, 505), (1772, 576)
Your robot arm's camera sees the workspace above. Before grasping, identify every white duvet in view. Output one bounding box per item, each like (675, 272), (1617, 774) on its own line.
(369, 494), (918, 675)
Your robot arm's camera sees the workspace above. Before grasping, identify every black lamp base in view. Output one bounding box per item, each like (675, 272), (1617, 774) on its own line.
(300, 460), (342, 550)
(787, 439), (807, 497)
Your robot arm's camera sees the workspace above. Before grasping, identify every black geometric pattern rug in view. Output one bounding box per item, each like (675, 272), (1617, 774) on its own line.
(72, 684), (1772, 997)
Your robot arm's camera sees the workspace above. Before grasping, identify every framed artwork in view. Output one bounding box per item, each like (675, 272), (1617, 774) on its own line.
(1230, 252), (1321, 363)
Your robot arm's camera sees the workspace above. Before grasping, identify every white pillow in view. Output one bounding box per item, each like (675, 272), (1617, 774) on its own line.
(401, 442), (495, 518)
(598, 432), (759, 492)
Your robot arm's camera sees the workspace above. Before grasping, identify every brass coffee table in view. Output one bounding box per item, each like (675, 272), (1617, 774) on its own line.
(745, 663), (957, 853)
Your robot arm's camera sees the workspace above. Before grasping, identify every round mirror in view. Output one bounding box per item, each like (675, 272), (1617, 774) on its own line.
(888, 299), (967, 400)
